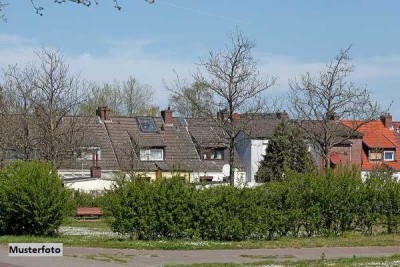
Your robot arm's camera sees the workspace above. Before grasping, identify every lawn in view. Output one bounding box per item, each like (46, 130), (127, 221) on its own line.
(2, 223), (400, 250)
(165, 254), (400, 266)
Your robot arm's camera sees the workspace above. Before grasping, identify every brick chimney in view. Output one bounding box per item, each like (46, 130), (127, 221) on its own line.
(96, 106), (111, 122)
(232, 113), (240, 121)
(161, 107), (173, 126)
(90, 152), (101, 178)
(327, 112), (339, 121)
(217, 109), (228, 122)
(381, 113), (392, 129)
(277, 111), (289, 121)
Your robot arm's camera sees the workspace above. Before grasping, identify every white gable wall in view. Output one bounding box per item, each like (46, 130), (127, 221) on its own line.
(250, 139), (269, 182)
(236, 132), (269, 183)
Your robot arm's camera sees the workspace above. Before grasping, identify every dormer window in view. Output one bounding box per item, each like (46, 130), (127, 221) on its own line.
(140, 147), (164, 161)
(384, 151), (395, 161)
(137, 117), (158, 133)
(369, 151), (382, 161)
(77, 147), (101, 161)
(203, 148), (224, 160)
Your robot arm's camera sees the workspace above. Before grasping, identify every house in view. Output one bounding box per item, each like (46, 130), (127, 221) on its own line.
(235, 113), (286, 184)
(341, 113), (400, 179)
(58, 106), (247, 191)
(301, 118), (363, 170)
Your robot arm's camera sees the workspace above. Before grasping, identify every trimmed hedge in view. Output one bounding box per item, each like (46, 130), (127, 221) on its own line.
(103, 168), (400, 241)
(0, 161), (73, 236)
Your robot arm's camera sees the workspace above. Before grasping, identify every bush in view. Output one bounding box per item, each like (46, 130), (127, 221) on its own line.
(72, 190), (105, 207)
(102, 168), (400, 241)
(0, 161), (73, 236)
(103, 175), (197, 239)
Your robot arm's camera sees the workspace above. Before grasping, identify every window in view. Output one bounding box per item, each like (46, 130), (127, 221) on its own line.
(203, 148), (224, 160)
(369, 151), (382, 161)
(77, 147), (101, 161)
(140, 148), (164, 161)
(137, 117), (158, 132)
(200, 176), (213, 182)
(384, 151), (395, 161)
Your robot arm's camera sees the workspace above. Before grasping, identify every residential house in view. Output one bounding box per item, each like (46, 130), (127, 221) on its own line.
(301, 118), (363, 170)
(59, 106), (246, 191)
(235, 113), (286, 184)
(341, 113), (400, 179)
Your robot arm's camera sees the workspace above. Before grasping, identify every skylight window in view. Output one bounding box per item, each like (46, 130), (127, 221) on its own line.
(137, 117), (158, 132)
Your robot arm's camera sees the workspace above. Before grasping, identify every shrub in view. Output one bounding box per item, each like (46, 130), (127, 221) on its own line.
(72, 190), (105, 207)
(0, 161), (73, 236)
(102, 167), (400, 241)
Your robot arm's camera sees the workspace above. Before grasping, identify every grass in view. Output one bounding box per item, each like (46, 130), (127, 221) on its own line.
(1, 219), (399, 250)
(62, 219), (110, 230)
(69, 253), (135, 264)
(165, 254), (400, 266)
(2, 232), (400, 250)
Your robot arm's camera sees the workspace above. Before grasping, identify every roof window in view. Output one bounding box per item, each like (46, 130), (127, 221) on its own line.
(137, 117), (158, 133)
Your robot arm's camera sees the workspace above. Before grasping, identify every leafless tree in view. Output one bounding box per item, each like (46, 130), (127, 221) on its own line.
(289, 46), (382, 169)
(168, 81), (213, 118)
(1, 48), (89, 167)
(30, 0), (155, 15)
(80, 81), (122, 116)
(1, 63), (38, 161)
(121, 76), (158, 116)
(0, 1), (6, 22)
(168, 29), (276, 186)
(80, 76), (158, 116)
(0, 0), (154, 20)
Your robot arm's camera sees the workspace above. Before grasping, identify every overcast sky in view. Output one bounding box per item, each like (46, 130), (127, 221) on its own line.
(1, 0), (400, 118)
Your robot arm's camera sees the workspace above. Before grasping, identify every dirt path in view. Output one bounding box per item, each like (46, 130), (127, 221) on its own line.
(1, 245), (400, 267)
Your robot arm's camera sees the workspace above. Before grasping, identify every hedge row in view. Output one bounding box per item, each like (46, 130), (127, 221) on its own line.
(103, 168), (400, 241)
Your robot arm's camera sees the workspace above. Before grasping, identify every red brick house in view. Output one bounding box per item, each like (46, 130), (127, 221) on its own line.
(341, 114), (400, 178)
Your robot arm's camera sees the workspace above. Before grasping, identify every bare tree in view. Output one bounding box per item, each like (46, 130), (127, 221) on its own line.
(80, 76), (158, 116)
(168, 81), (213, 118)
(289, 46), (382, 169)
(80, 81), (122, 116)
(168, 29), (276, 186)
(121, 76), (158, 116)
(0, 0), (154, 20)
(0, 1), (6, 22)
(30, 0), (155, 15)
(1, 63), (38, 161)
(1, 48), (88, 167)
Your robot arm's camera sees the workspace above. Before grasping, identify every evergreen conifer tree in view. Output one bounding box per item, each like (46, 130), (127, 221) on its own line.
(255, 120), (313, 182)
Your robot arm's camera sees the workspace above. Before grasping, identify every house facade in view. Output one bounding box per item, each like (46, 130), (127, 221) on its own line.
(341, 113), (400, 179)
(57, 106), (246, 191)
(236, 113), (286, 184)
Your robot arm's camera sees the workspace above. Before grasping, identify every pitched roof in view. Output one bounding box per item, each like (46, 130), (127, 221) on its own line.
(341, 120), (397, 149)
(301, 120), (362, 145)
(341, 120), (400, 171)
(234, 113), (283, 139)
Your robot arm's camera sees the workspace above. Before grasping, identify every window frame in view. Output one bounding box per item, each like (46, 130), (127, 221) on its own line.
(202, 148), (224, 160)
(140, 147), (164, 161)
(384, 151), (395, 161)
(76, 147), (101, 161)
(137, 117), (158, 133)
(369, 150), (383, 161)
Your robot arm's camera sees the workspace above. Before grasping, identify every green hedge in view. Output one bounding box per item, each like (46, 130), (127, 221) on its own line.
(102, 168), (400, 241)
(0, 161), (73, 236)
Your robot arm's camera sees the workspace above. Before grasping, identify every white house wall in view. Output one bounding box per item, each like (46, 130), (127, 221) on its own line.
(361, 171), (400, 182)
(250, 139), (269, 183)
(64, 179), (115, 193)
(236, 132), (252, 182)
